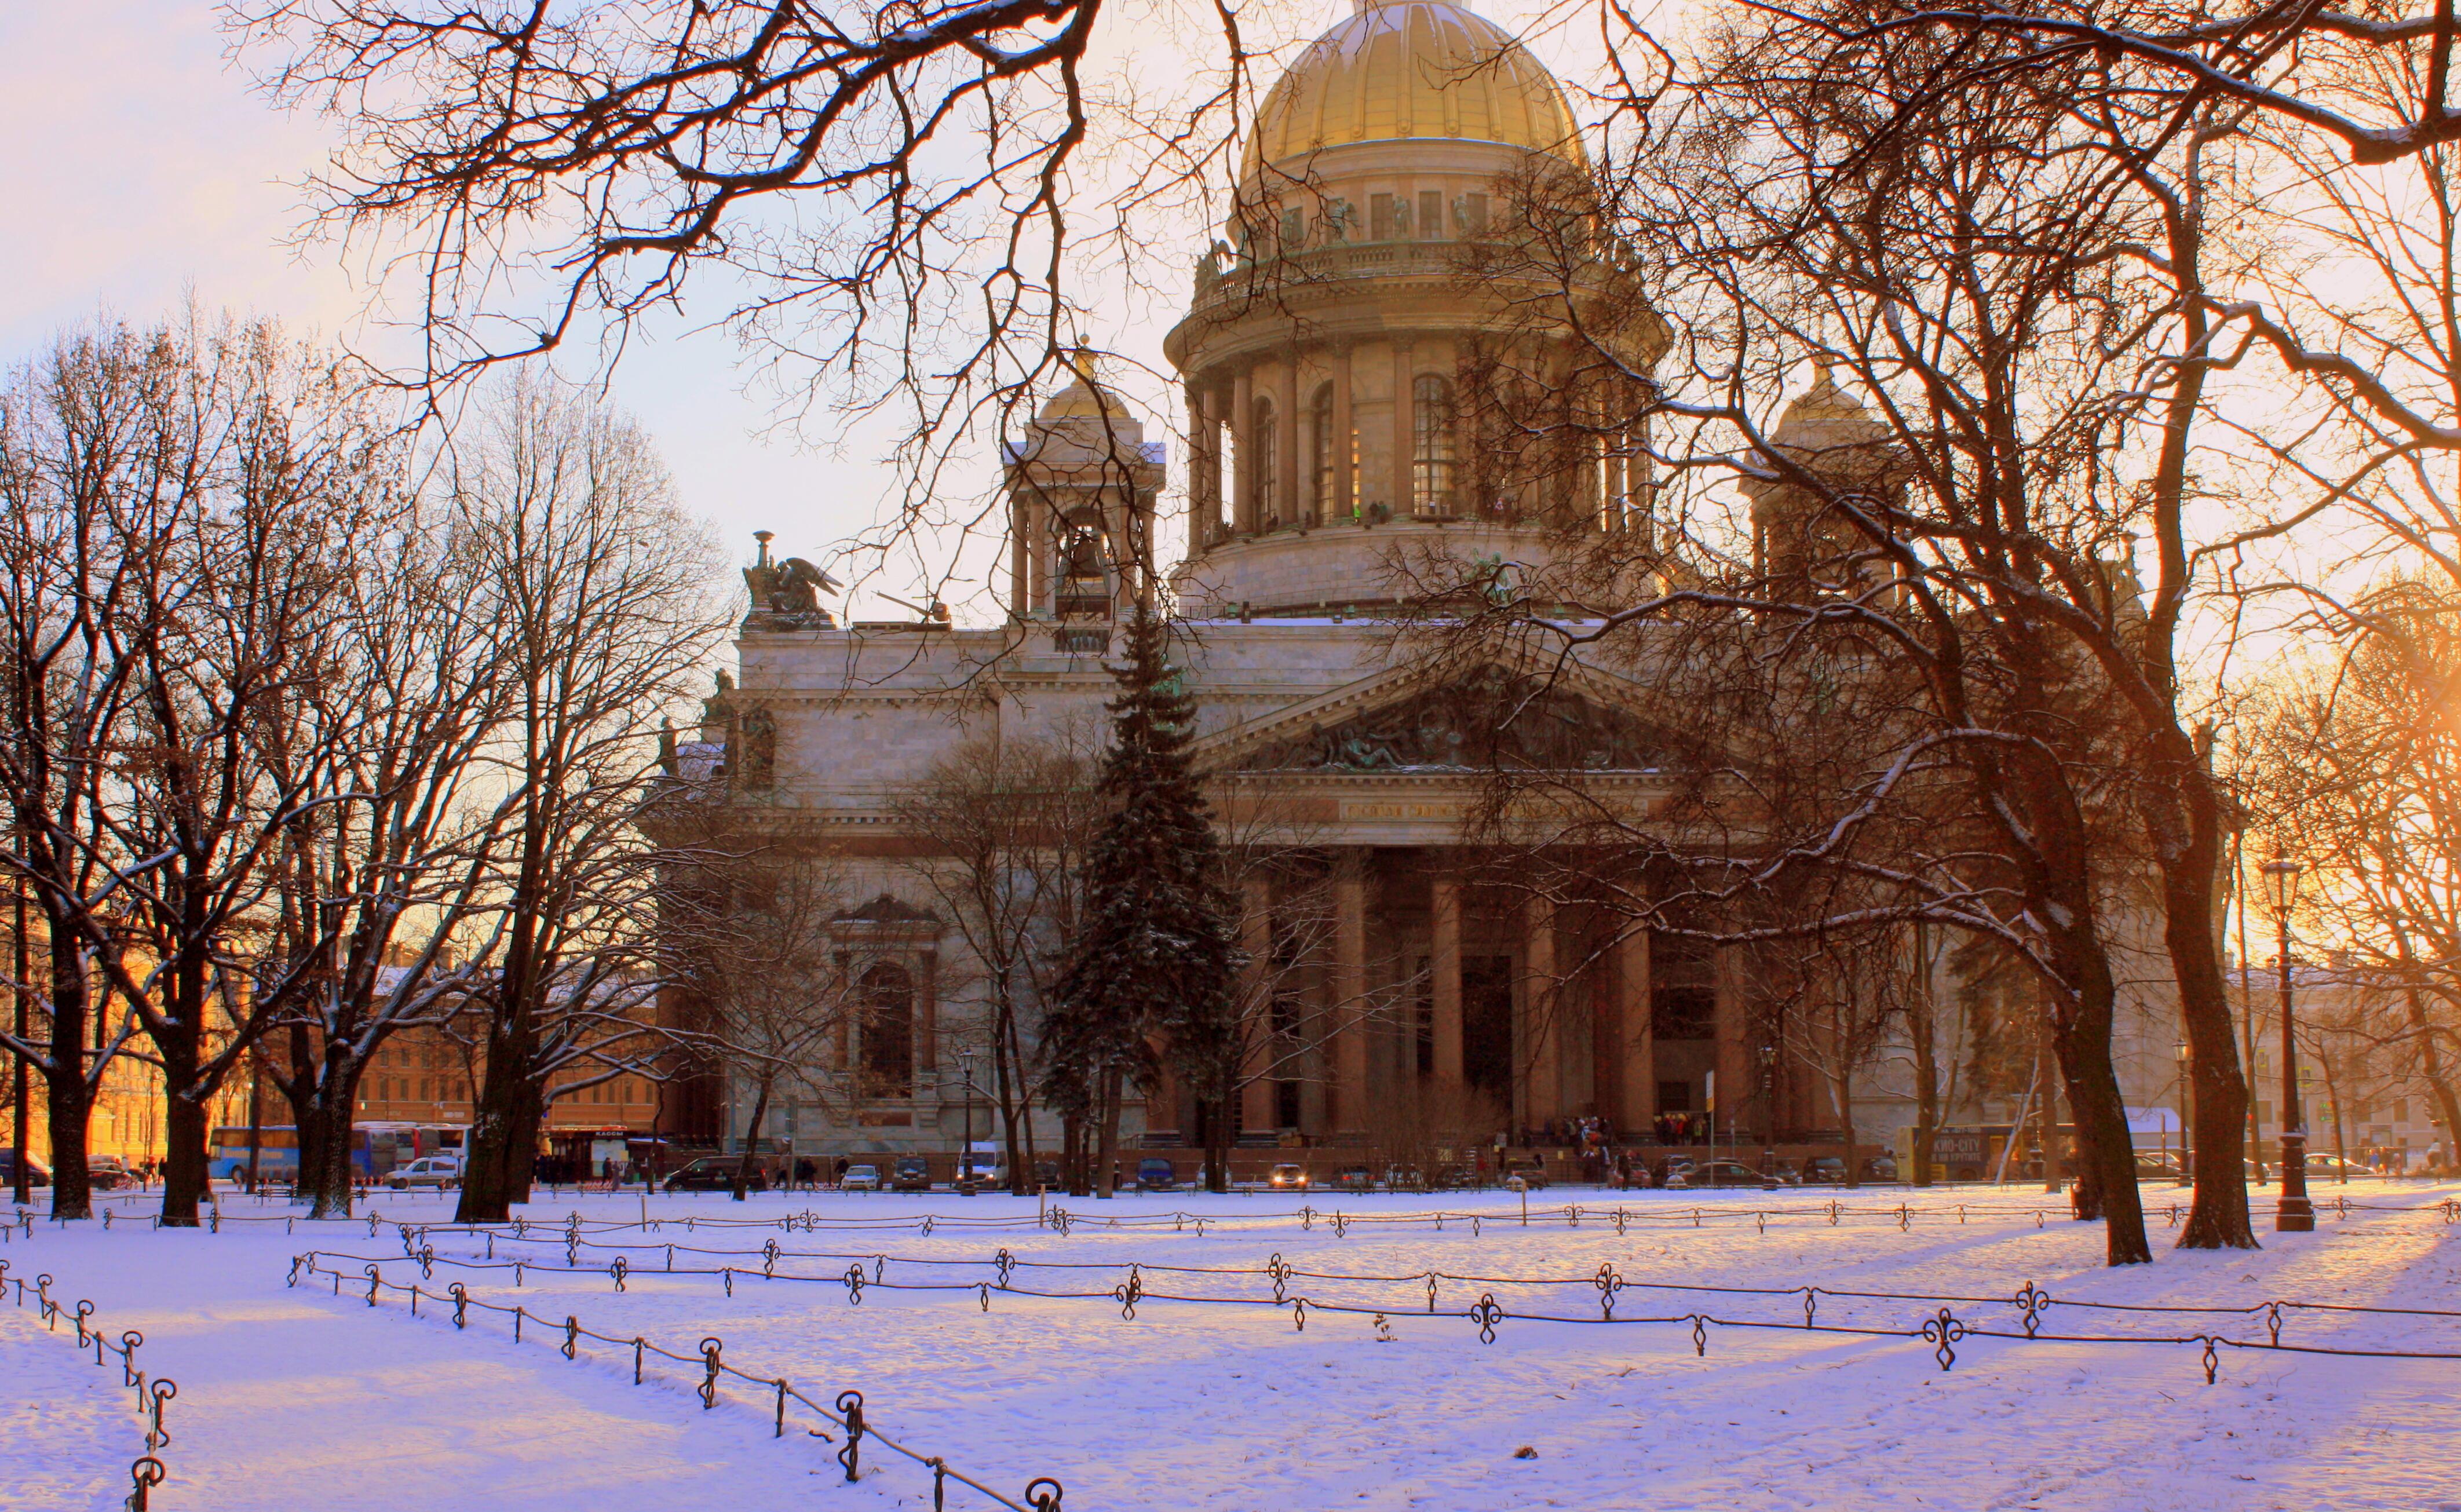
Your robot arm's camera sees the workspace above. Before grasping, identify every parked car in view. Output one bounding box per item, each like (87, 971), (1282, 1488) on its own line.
(1268, 1163), (1309, 1190)
(1135, 1157), (1177, 1192)
(1801, 1156), (1847, 1185)
(1429, 1164), (1476, 1190)
(87, 1154), (136, 1191)
(889, 1156), (933, 1192)
(2134, 1151), (2187, 1182)
(1032, 1158), (1062, 1190)
(0, 1149), (50, 1189)
(840, 1163), (882, 1192)
(1668, 1159), (1771, 1189)
(385, 1155), (461, 1191)
(2301, 1153), (2372, 1181)
(1862, 1155), (1899, 1183)
(1502, 1158), (1549, 1190)
(1330, 1165), (1374, 1193)
(1383, 1164), (1426, 1191)
(666, 1157), (766, 1193)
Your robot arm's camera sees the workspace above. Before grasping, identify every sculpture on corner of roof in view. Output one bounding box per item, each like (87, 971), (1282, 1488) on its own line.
(742, 529), (842, 627)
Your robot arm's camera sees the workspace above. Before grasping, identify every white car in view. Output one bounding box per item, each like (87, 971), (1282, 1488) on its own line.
(841, 1163), (882, 1192)
(385, 1155), (461, 1190)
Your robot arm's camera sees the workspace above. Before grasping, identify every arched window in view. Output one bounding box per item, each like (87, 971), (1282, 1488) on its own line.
(1252, 396), (1279, 527)
(1412, 375), (1456, 516)
(857, 960), (915, 1099)
(1308, 384), (1335, 524)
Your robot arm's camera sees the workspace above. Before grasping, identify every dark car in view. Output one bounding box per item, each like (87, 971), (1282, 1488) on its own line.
(1862, 1155), (1898, 1183)
(1135, 1157), (1177, 1192)
(1330, 1165), (1374, 1193)
(87, 1154), (135, 1191)
(2134, 1151), (2186, 1182)
(665, 1156), (764, 1193)
(1671, 1159), (1773, 1189)
(890, 1155), (933, 1192)
(1802, 1156), (1847, 1185)
(0, 1149), (50, 1189)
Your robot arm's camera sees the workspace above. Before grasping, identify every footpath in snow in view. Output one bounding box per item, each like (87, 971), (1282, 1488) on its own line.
(6, 1182), (2460, 1511)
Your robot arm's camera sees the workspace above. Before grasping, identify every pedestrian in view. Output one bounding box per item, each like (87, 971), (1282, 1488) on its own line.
(832, 1155), (849, 1189)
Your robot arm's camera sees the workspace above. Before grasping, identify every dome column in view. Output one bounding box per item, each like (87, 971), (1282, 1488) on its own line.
(1390, 340), (1415, 517)
(1232, 366), (1256, 535)
(1331, 345), (1356, 525)
(1276, 375), (1300, 532)
(1188, 382), (1220, 556)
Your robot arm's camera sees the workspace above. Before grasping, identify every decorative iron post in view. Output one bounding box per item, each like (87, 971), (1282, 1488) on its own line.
(2260, 853), (2313, 1233)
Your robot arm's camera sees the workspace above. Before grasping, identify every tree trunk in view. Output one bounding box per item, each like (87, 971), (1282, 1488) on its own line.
(455, 1036), (529, 1224)
(1910, 978), (1939, 1189)
(1095, 1065), (1122, 1199)
(160, 1081), (210, 1228)
(303, 1075), (362, 1219)
(2055, 1053), (2104, 1220)
(1208, 1094), (1232, 1193)
(733, 1078), (772, 1200)
(39, 923), (94, 1221)
(43, 1067), (93, 1222)
(2163, 839), (2259, 1250)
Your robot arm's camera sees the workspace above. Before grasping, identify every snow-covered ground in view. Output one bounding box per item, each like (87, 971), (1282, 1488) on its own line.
(6, 1181), (2460, 1511)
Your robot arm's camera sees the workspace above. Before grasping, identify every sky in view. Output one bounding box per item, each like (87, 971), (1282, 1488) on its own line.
(0, 2), (898, 598)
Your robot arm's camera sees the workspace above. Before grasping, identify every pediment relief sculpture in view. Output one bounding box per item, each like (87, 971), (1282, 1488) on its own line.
(1244, 668), (1671, 775)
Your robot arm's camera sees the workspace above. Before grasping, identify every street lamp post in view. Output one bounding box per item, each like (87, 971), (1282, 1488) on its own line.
(2171, 1039), (2193, 1186)
(1758, 1040), (1778, 1190)
(956, 1050), (976, 1190)
(2259, 853), (2314, 1233)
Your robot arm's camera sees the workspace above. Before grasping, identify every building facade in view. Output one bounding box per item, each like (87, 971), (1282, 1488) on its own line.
(668, 0), (2195, 1173)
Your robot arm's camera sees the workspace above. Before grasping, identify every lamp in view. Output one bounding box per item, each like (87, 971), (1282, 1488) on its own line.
(2172, 1039), (2193, 1185)
(2259, 853), (2302, 921)
(2259, 849), (2313, 1231)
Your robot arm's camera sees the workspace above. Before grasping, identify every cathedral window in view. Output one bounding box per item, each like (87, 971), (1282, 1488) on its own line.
(1419, 191), (1444, 240)
(1411, 375), (1456, 516)
(857, 960), (916, 1100)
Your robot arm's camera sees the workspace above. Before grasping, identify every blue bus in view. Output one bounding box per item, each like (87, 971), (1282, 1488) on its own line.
(210, 1123), (465, 1184)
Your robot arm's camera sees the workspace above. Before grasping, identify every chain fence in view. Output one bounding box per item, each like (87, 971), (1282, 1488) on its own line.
(0, 1258), (176, 1509)
(22, 1187), (2446, 1246)
(286, 1251), (1063, 1512)
(299, 1234), (2461, 1391)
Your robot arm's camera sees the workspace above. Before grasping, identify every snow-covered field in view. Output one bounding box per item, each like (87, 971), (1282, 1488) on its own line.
(7, 1181), (2460, 1511)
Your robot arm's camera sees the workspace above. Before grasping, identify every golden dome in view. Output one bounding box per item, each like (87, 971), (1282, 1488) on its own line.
(1037, 349), (1132, 422)
(1243, 0), (1583, 180)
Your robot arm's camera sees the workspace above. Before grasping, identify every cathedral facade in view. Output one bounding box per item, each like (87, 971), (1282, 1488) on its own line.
(670, 0), (2187, 1173)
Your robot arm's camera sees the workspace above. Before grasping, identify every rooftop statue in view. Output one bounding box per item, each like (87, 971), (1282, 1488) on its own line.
(742, 531), (841, 629)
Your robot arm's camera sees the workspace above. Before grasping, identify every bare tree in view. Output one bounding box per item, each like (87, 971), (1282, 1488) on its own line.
(2248, 580), (2461, 1147)
(244, 483), (518, 1218)
(890, 733), (1098, 1194)
(447, 379), (729, 1224)
(0, 314), (404, 1223)
(666, 850), (861, 1198)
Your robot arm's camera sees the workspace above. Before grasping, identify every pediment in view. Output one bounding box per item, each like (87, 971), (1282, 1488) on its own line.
(1197, 660), (1678, 776)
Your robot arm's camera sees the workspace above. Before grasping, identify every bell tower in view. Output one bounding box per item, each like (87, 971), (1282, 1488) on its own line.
(1005, 352), (1167, 631)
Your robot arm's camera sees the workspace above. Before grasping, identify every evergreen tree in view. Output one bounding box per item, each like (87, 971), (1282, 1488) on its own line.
(1047, 605), (1242, 1196)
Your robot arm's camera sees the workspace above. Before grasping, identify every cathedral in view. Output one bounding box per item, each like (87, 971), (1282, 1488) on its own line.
(667, 0), (2186, 1175)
